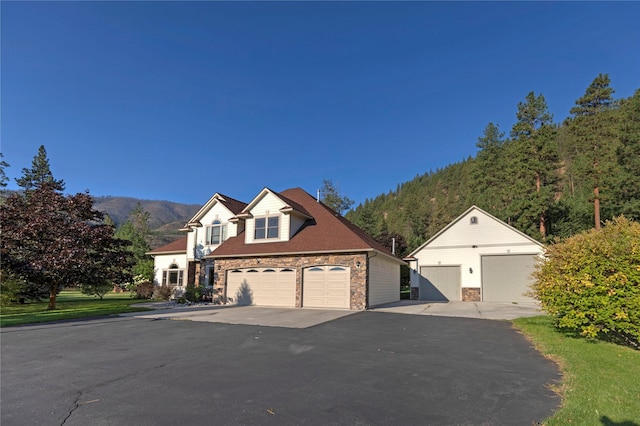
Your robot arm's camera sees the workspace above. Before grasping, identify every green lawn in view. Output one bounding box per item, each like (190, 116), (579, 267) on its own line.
(0, 290), (153, 327)
(513, 316), (640, 425)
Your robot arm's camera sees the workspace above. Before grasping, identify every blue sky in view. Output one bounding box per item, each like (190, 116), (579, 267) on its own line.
(2, 2), (639, 208)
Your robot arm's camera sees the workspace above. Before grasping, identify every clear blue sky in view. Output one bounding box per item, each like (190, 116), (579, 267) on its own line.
(2, 2), (639, 207)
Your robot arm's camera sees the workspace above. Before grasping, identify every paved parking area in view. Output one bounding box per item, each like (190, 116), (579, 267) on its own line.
(1, 312), (560, 425)
(370, 300), (543, 320)
(121, 300), (542, 328)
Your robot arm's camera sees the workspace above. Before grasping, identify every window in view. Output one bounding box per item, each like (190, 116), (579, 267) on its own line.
(255, 216), (279, 240)
(162, 263), (184, 287)
(206, 220), (227, 245)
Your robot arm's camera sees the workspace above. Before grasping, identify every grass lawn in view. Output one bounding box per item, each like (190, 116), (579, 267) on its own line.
(0, 290), (154, 327)
(513, 316), (640, 425)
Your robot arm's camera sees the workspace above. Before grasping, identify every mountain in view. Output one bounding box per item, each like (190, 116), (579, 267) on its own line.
(93, 196), (200, 248)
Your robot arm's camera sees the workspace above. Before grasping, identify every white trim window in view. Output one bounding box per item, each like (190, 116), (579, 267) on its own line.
(162, 263), (184, 287)
(206, 220), (227, 245)
(255, 215), (279, 240)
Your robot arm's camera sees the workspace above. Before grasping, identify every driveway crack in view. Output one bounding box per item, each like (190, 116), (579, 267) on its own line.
(60, 391), (83, 426)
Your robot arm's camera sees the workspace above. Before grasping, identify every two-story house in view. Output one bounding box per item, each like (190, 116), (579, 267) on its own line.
(148, 193), (247, 290)
(150, 187), (404, 310)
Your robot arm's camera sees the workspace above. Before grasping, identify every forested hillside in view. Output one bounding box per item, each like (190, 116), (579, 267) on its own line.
(346, 75), (640, 252)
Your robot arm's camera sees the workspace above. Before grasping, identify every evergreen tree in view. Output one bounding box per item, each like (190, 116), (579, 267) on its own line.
(15, 145), (65, 192)
(509, 92), (559, 240)
(0, 153), (9, 190)
(471, 123), (509, 214)
(321, 179), (354, 215)
(614, 90), (640, 220)
(567, 74), (619, 230)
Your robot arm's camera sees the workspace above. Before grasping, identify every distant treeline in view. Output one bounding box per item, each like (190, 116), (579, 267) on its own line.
(346, 74), (640, 251)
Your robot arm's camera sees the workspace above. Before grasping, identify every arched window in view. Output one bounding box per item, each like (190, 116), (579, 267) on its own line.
(162, 264), (184, 287)
(206, 219), (227, 245)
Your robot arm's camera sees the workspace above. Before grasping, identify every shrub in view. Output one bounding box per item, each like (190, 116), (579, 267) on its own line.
(133, 281), (155, 299)
(182, 283), (201, 303)
(0, 269), (49, 306)
(153, 284), (174, 301)
(531, 216), (640, 349)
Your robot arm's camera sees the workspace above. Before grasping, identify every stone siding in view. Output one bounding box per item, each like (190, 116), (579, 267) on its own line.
(214, 253), (369, 310)
(462, 287), (481, 302)
(410, 287), (419, 300)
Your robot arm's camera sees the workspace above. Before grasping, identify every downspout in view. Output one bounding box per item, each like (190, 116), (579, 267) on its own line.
(365, 251), (378, 309)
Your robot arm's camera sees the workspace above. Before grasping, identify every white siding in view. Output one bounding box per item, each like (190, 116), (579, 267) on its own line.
(189, 201), (239, 260)
(245, 192), (287, 244)
(152, 253), (187, 286)
(289, 213), (307, 238)
(369, 256), (400, 306)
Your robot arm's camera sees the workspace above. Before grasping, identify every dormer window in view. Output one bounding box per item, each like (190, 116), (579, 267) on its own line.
(206, 220), (227, 245)
(255, 215), (279, 240)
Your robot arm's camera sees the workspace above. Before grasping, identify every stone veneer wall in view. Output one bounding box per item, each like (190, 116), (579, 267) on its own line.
(462, 287), (481, 302)
(410, 287), (419, 300)
(214, 253), (369, 310)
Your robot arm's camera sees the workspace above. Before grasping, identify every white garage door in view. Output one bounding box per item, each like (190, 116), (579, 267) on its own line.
(226, 268), (296, 307)
(481, 254), (537, 303)
(419, 266), (461, 301)
(302, 266), (350, 309)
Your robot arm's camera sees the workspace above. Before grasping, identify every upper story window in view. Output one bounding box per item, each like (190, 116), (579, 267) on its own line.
(255, 215), (279, 240)
(206, 220), (227, 245)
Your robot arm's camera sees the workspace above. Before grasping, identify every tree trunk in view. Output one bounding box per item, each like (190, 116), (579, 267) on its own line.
(48, 284), (58, 310)
(539, 212), (547, 241)
(594, 186), (601, 230)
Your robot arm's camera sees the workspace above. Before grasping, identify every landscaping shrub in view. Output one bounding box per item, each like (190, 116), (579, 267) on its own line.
(153, 284), (174, 301)
(182, 283), (201, 303)
(133, 281), (155, 299)
(530, 216), (640, 349)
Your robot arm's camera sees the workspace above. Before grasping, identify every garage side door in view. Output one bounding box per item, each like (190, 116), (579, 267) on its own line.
(481, 254), (537, 303)
(302, 266), (350, 309)
(226, 268), (296, 307)
(419, 266), (461, 301)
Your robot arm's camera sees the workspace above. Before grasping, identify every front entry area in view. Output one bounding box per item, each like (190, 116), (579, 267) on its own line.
(302, 265), (350, 309)
(226, 267), (296, 307)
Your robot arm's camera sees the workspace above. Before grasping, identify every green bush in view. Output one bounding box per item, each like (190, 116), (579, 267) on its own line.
(182, 283), (201, 303)
(0, 269), (49, 306)
(531, 216), (640, 349)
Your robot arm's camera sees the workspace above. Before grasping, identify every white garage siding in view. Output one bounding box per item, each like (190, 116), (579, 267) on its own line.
(368, 256), (400, 307)
(419, 266), (461, 301)
(302, 266), (351, 309)
(481, 254), (538, 303)
(226, 267), (296, 307)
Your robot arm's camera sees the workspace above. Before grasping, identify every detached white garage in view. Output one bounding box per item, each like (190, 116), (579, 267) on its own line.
(406, 206), (545, 303)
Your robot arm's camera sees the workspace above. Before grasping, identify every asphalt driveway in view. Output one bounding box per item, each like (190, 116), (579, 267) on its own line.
(1, 313), (560, 425)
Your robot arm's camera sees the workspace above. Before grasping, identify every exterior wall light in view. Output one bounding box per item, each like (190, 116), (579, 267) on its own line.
(469, 267), (473, 274)
(356, 261), (361, 268)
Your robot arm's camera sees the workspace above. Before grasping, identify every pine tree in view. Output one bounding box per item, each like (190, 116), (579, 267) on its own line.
(15, 145), (65, 192)
(509, 92), (559, 240)
(567, 74), (619, 230)
(0, 153), (9, 190)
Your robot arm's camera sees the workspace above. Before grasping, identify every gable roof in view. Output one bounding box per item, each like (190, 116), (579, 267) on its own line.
(234, 187), (312, 220)
(183, 193), (247, 228)
(147, 236), (187, 255)
(407, 205), (544, 257)
(208, 188), (403, 264)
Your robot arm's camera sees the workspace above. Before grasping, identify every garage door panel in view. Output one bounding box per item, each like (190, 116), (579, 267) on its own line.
(303, 266), (350, 309)
(227, 268), (295, 307)
(419, 266), (461, 301)
(481, 255), (537, 303)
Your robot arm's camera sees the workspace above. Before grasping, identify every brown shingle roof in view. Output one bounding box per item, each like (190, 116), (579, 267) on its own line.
(147, 236), (187, 255)
(208, 188), (402, 262)
(217, 193), (248, 215)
